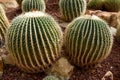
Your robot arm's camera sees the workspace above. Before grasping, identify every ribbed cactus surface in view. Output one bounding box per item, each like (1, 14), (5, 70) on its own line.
(0, 5), (9, 43)
(6, 11), (63, 73)
(88, 0), (104, 10)
(59, 0), (86, 21)
(22, 0), (45, 12)
(104, 0), (120, 12)
(88, 0), (120, 12)
(64, 15), (113, 67)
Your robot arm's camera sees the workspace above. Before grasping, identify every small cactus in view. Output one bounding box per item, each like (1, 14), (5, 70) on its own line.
(88, 0), (104, 10)
(104, 0), (120, 12)
(22, 0), (46, 12)
(64, 15), (113, 67)
(6, 11), (63, 73)
(43, 75), (60, 80)
(0, 4), (9, 44)
(59, 0), (86, 21)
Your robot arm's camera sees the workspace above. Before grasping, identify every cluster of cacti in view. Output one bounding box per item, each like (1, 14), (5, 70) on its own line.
(43, 75), (60, 80)
(0, 4), (9, 43)
(64, 15), (113, 67)
(87, 0), (104, 10)
(59, 0), (86, 21)
(88, 0), (120, 12)
(22, 0), (46, 12)
(6, 11), (63, 73)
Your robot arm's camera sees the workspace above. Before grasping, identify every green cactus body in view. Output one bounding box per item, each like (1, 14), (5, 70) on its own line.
(16, 0), (23, 6)
(104, 0), (120, 12)
(64, 15), (113, 67)
(22, 0), (45, 12)
(43, 75), (60, 80)
(6, 11), (63, 73)
(59, 0), (86, 21)
(0, 5), (9, 43)
(88, 0), (105, 10)
(116, 24), (120, 42)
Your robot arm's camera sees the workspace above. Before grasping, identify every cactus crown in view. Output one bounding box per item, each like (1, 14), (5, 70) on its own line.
(59, 0), (86, 21)
(6, 11), (63, 73)
(0, 4), (9, 43)
(22, 0), (45, 12)
(64, 15), (113, 67)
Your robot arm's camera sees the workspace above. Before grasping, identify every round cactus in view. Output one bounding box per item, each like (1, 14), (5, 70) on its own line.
(22, 0), (45, 12)
(64, 15), (113, 67)
(43, 75), (60, 80)
(6, 11), (63, 73)
(59, 0), (86, 21)
(0, 4), (9, 44)
(87, 0), (104, 10)
(104, 0), (120, 12)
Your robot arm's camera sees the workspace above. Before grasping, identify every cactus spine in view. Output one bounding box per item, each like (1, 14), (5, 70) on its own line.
(6, 11), (63, 73)
(64, 15), (113, 67)
(0, 4), (9, 44)
(22, 0), (45, 12)
(59, 0), (86, 21)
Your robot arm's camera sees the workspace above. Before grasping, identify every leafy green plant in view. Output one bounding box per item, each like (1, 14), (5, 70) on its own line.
(64, 15), (113, 67)
(6, 11), (63, 73)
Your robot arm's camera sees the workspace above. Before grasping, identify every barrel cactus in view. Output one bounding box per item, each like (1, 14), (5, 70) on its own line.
(43, 75), (60, 80)
(88, 0), (104, 10)
(104, 0), (120, 12)
(59, 0), (86, 21)
(6, 11), (63, 73)
(22, 0), (45, 12)
(0, 4), (9, 44)
(64, 15), (113, 67)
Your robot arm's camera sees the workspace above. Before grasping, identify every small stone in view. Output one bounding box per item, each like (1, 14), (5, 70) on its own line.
(45, 57), (74, 80)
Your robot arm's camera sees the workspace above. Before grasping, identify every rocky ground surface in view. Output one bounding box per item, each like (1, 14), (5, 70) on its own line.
(0, 0), (120, 80)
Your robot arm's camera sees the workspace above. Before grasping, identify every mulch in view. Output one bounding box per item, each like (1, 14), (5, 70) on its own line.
(0, 1), (120, 80)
